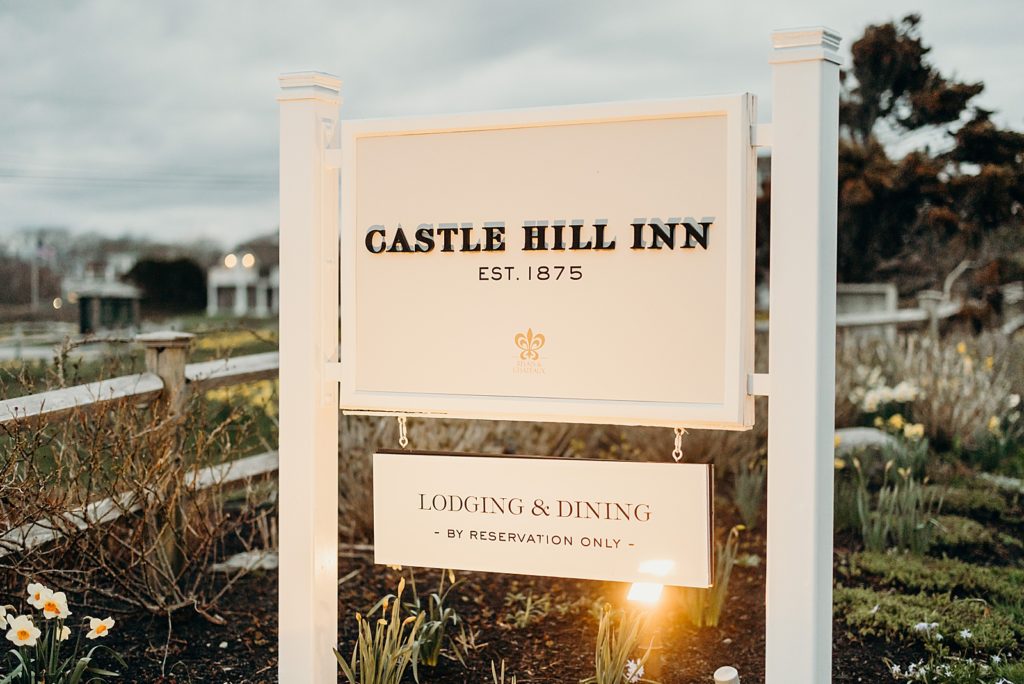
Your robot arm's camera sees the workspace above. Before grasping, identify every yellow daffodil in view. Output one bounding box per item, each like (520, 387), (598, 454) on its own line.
(5, 614), (41, 647)
(956, 341), (967, 355)
(873, 416), (884, 429)
(903, 423), (925, 441)
(887, 414), (905, 431)
(41, 591), (71, 620)
(27, 583), (51, 610)
(86, 616), (115, 640)
(834, 458), (846, 470)
(988, 416), (1001, 435)
(984, 356), (994, 371)
(834, 434), (842, 448)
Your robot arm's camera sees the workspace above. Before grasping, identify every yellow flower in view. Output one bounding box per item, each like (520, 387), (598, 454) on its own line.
(903, 423), (925, 441)
(86, 616), (114, 640)
(873, 416), (885, 429)
(887, 414), (905, 431)
(956, 341), (967, 355)
(988, 416), (1001, 435)
(834, 458), (846, 470)
(984, 356), (994, 371)
(5, 615), (41, 647)
(834, 434), (842, 448)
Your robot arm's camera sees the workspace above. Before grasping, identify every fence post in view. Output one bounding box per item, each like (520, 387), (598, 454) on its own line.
(765, 27), (841, 684)
(136, 330), (195, 589)
(278, 71), (341, 683)
(137, 331), (195, 415)
(917, 289), (943, 337)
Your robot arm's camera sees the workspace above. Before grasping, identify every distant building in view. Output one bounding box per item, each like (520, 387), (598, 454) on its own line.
(72, 281), (142, 334)
(206, 237), (279, 318)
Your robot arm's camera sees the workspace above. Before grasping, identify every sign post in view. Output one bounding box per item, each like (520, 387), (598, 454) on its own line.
(278, 72), (341, 683)
(764, 28), (841, 684)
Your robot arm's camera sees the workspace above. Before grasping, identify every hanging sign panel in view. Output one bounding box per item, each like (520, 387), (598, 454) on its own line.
(373, 452), (714, 587)
(340, 96), (757, 429)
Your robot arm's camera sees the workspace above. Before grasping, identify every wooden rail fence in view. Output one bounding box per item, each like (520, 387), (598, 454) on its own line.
(0, 331), (280, 559)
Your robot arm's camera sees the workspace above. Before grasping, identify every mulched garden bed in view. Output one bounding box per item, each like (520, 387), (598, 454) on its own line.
(84, 528), (905, 683)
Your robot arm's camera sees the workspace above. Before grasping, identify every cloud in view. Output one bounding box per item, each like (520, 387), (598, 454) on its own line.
(1, 0), (1020, 246)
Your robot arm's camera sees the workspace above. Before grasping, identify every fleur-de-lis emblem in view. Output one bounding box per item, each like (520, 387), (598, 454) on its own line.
(514, 328), (545, 361)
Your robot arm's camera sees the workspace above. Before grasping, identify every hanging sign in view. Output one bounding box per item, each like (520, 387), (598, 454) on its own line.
(373, 451), (714, 587)
(340, 95), (757, 429)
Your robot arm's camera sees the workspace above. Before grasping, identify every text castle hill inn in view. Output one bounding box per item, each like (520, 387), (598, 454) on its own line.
(364, 217), (715, 254)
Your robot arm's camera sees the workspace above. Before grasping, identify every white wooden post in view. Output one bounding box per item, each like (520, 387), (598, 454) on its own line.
(765, 28), (841, 684)
(278, 71), (341, 683)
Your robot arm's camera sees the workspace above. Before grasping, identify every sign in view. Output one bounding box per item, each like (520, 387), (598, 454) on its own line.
(373, 451), (714, 587)
(339, 96), (757, 430)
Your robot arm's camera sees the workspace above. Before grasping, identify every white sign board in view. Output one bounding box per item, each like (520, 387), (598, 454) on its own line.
(373, 452), (714, 587)
(340, 96), (757, 429)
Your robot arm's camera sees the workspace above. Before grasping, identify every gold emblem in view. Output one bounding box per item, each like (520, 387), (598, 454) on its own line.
(514, 328), (545, 361)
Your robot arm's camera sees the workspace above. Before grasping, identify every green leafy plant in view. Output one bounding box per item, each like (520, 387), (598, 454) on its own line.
(581, 604), (657, 684)
(679, 525), (743, 628)
(490, 659), (518, 684)
(403, 569), (464, 668)
(504, 590), (551, 629)
(732, 457), (767, 527)
(0, 583), (126, 684)
(335, 578), (425, 684)
(854, 459), (943, 553)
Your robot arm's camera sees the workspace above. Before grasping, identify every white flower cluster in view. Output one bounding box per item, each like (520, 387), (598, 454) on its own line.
(849, 366), (923, 413)
(889, 654), (1013, 683)
(3, 582), (114, 648)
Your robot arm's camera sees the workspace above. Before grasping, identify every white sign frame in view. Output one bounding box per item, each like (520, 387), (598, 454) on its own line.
(337, 96), (757, 430)
(277, 26), (841, 684)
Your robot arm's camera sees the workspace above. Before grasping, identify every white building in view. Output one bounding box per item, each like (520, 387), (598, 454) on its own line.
(206, 249), (279, 317)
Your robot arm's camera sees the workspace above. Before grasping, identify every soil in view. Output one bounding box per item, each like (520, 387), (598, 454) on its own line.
(88, 525), (908, 684)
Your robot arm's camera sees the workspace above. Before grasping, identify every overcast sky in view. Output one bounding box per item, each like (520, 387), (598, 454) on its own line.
(1, 0), (1020, 248)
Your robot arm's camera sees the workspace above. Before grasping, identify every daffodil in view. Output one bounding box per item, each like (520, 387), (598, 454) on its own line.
(27, 582), (52, 610)
(903, 423), (925, 441)
(834, 458), (846, 470)
(5, 614), (41, 647)
(988, 415), (1001, 435)
(873, 416), (884, 429)
(86, 616), (115, 639)
(834, 434), (842, 448)
(887, 414), (905, 431)
(956, 341), (967, 355)
(624, 659), (645, 683)
(58, 624), (71, 642)
(41, 591), (71, 620)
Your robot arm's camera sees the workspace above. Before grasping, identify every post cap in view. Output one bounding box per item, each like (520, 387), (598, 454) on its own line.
(713, 666), (740, 683)
(278, 71), (341, 103)
(135, 331), (196, 348)
(771, 27), (842, 65)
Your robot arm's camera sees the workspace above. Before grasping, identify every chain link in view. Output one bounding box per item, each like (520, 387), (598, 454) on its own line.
(398, 415), (409, 449)
(671, 427), (687, 462)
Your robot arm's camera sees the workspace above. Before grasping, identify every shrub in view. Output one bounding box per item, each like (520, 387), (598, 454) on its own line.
(933, 486), (1007, 521)
(335, 578), (425, 684)
(678, 526), (742, 628)
(580, 604), (657, 684)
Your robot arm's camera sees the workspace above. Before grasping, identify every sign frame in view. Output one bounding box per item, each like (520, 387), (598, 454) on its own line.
(337, 95), (758, 430)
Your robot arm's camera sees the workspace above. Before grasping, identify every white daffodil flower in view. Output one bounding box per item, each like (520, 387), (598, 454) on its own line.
(86, 616), (115, 639)
(5, 614), (41, 647)
(27, 582), (52, 610)
(41, 591), (71, 620)
(624, 659), (645, 683)
(58, 625), (72, 642)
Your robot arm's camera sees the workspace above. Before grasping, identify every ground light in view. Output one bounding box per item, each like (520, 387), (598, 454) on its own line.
(627, 582), (663, 604)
